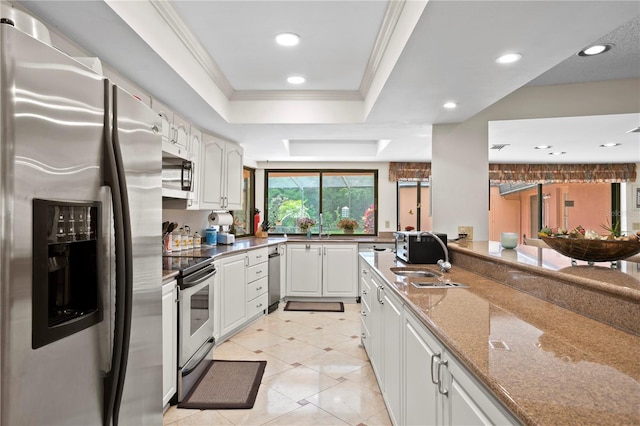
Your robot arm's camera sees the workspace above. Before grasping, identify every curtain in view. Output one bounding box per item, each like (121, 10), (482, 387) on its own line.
(488, 163), (636, 183)
(389, 162), (636, 183)
(389, 162), (431, 181)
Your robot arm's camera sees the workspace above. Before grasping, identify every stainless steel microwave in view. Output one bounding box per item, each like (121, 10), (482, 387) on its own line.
(162, 158), (193, 195)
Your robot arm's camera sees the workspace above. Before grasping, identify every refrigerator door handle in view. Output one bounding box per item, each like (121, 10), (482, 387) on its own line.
(101, 80), (134, 426)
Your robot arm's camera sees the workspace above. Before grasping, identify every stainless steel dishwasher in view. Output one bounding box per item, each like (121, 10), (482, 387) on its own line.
(267, 245), (281, 313)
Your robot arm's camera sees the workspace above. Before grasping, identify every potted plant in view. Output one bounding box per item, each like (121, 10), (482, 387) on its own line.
(297, 217), (316, 238)
(337, 218), (359, 234)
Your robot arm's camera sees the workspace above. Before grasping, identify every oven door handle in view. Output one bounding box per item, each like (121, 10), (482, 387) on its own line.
(182, 337), (216, 376)
(181, 265), (216, 289)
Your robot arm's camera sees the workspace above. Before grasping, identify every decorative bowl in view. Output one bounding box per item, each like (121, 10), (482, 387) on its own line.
(540, 235), (640, 262)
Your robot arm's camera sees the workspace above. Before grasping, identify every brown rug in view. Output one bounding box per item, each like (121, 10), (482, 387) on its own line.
(284, 301), (344, 312)
(178, 360), (266, 409)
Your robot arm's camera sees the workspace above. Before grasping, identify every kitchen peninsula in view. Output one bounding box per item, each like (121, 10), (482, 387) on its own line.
(360, 243), (640, 425)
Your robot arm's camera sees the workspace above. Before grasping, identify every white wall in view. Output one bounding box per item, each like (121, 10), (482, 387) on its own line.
(254, 161), (397, 233)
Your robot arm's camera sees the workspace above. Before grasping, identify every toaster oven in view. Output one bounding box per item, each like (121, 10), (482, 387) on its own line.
(394, 231), (448, 264)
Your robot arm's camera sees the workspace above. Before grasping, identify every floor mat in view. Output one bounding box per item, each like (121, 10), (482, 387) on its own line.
(178, 360), (266, 409)
(283, 301), (344, 312)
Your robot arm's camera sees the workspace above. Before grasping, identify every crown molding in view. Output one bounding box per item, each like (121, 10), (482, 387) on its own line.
(150, 0), (234, 98)
(359, 0), (406, 98)
(230, 90), (363, 102)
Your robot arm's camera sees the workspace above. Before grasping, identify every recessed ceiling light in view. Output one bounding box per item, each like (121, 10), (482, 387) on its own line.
(287, 75), (305, 85)
(496, 53), (522, 64)
(534, 145), (552, 150)
(578, 43), (613, 56)
(275, 33), (300, 47)
(548, 151), (566, 156)
(443, 102), (457, 109)
(600, 142), (621, 147)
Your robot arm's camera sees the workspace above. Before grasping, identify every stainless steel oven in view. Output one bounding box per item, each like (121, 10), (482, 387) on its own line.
(164, 255), (216, 402)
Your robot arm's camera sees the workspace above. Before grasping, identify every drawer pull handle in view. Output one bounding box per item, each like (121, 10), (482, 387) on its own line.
(256, 287), (262, 291)
(256, 270), (262, 274)
(431, 353), (440, 385)
(257, 303), (263, 308)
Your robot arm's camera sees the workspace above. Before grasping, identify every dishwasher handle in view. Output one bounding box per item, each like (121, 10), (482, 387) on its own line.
(268, 252), (281, 259)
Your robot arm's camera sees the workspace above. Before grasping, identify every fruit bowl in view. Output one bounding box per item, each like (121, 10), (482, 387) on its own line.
(540, 235), (640, 262)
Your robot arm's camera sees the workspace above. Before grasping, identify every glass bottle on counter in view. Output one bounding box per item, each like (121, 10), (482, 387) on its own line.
(193, 232), (201, 248)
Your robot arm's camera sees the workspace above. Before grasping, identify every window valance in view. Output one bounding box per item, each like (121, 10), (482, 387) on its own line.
(389, 162), (637, 183)
(389, 162), (431, 181)
(488, 163), (636, 183)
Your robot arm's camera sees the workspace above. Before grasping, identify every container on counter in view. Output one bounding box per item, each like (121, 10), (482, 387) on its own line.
(172, 229), (182, 251)
(185, 225), (193, 250)
(193, 232), (202, 248)
(179, 227), (187, 251)
(163, 234), (172, 253)
(205, 227), (217, 245)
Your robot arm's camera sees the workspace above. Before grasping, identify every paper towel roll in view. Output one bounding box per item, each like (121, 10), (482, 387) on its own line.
(208, 212), (233, 226)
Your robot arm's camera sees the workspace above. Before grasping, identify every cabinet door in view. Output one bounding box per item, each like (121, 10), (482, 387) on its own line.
(224, 142), (244, 210)
(445, 351), (516, 426)
(187, 128), (201, 210)
(172, 112), (190, 151)
(278, 244), (286, 299)
(151, 99), (173, 142)
(383, 289), (403, 425)
(200, 136), (225, 210)
(322, 244), (358, 297)
(286, 244), (322, 296)
(162, 280), (177, 407)
(404, 313), (441, 426)
(220, 253), (247, 337)
(368, 273), (384, 381)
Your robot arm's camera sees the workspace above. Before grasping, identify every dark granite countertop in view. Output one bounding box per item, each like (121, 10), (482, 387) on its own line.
(361, 251), (640, 425)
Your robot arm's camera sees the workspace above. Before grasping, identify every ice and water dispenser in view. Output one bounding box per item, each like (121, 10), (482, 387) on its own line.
(32, 199), (103, 349)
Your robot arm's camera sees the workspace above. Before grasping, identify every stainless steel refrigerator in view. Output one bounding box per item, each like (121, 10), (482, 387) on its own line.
(1, 20), (162, 425)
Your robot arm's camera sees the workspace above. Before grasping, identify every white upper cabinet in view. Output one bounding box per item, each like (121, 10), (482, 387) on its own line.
(186, 127), (201, 210)
(200, 134), (243, 211)
(152, 99), (190, 160)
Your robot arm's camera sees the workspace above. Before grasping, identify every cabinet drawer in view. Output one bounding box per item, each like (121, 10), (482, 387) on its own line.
(247, 293), (268, 318)
(247, 248), (268, 266)
(247, 263), (268, 283)
(247, 277), (267, 300)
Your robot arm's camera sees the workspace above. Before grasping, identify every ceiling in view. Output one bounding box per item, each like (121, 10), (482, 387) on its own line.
(11, 0), (640, 164)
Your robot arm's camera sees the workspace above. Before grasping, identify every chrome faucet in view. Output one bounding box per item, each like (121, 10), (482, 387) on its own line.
(417, 231), (451, 272)
(318, 213), (328, 239)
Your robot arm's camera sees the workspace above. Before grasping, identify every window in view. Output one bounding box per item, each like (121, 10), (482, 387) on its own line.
(231, 167), (255, 237)
(489, 182), (619, 242)
(397, 181), (431, 232)
(265, 170), (377, 235)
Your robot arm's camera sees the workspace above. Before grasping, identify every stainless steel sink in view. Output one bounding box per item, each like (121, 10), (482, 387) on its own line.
(390, 267), (442, 278)
(410, 281), (469, 289)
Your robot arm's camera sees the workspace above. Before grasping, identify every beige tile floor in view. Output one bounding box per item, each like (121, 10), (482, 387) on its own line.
(164, 303), (391, 426)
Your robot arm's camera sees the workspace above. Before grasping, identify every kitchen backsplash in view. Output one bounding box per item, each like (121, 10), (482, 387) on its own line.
(162, 209), (211, 236)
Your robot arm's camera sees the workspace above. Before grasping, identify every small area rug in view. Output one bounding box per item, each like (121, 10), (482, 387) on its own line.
(178, 360), (266, 409)
(284, 301), (344, 312)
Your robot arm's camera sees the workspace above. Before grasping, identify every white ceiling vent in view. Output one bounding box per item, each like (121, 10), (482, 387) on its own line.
(490, 144), (510, 151)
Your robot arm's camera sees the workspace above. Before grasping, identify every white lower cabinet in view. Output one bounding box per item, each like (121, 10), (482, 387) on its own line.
(360, 262), (518, 426)
(286, 243), (358, 297)
(218, 248), (269, 341)
(246, 247), (268, 319)
(162, 279), (177, 407)
(218, 253), (247, 337)
(404, 313), (444, 425)
(382, 288), (402, 425)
